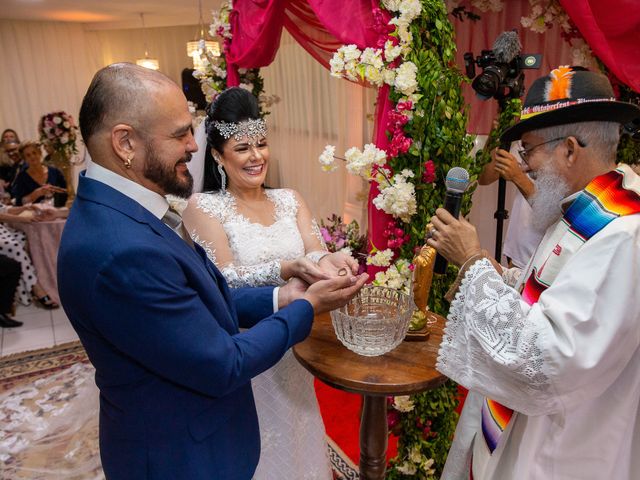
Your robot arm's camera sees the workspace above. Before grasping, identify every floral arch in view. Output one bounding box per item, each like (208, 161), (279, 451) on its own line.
(195, 0), (640, 477)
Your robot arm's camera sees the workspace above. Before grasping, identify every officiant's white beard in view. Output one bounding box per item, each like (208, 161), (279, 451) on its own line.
(529, 163), (571, 233)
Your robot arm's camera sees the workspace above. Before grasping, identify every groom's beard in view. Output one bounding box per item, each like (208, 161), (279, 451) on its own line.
(529, 163), (571, 234)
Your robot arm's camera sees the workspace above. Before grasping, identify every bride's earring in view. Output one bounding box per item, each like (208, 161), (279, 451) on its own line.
(217, 163), (226, 191)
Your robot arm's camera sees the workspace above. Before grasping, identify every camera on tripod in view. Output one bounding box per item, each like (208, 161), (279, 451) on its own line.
(464, 50), (543, 101)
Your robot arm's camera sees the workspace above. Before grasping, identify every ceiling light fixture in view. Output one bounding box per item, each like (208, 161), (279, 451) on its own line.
(135, 13), (160, 71)
(186, 0), (220, 70)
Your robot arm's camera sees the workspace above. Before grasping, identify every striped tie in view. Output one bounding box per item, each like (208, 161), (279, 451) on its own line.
(162, 207), (194, 248)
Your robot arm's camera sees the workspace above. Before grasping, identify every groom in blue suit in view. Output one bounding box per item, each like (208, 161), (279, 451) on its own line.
(58, 64), (367, 480)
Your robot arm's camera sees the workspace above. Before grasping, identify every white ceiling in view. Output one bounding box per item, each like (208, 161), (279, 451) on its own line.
(0, 0), (224, 30)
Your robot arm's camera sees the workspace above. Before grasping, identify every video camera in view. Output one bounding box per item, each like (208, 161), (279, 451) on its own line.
(464, 45), (542, 101)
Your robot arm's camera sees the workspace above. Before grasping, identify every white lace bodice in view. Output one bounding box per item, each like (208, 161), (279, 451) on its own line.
(185, 187), (332, 480)
(191, 189), (307, 287)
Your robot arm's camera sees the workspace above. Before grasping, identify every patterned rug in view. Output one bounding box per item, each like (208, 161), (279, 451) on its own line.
(0, 342), (359, 479)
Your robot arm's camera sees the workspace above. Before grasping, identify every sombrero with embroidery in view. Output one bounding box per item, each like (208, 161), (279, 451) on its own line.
(501, 66), (640, 144)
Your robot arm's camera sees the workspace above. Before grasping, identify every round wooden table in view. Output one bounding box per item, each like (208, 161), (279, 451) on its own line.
(293, 311), (447, 480)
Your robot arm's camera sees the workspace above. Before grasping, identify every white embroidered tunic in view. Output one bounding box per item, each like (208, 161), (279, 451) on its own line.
(438, 201), (640, 479)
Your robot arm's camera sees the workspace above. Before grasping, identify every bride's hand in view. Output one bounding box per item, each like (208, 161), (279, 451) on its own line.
(318, 251), (359, 277)
(281, 257), (329, 285)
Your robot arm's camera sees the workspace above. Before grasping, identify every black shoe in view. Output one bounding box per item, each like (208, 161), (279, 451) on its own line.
(0, 312), (23, 328)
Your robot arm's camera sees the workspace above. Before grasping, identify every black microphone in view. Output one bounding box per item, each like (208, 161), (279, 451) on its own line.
(434, 167), (470, 275)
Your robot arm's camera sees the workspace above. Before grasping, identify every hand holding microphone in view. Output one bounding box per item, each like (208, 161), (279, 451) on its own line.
(432, 167), (472, 273)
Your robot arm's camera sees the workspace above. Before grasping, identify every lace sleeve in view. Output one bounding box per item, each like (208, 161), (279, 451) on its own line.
(220, 261), (284, 288)
(285, 190), (328, 256)
(437, 258), (560, 415)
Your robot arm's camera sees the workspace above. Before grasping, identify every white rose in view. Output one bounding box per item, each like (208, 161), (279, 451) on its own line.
(360, 47), (384, 69)
(397, 23), (413, 46)
(399, 0), (422, 23)
(329, 54), (345, 77)
(344, 146), (361, 164)
(393, 395), (415, 412)
(424, 458), (436, 475)
(396, 461), (417, 475)
(382, 0), (402, 12)
(365, 66), (384, 86)
(394, 62), (418, 96)
(318, 145), (337, 172)
(343, 60), (360, 81)
(408, 445), (423, 463)
(340, 44), (361, 63)
(383, 68), (397, 86)
(53, 116), (62, 124)
(366, 249), (394, 267)
(384, 40), (402, 62)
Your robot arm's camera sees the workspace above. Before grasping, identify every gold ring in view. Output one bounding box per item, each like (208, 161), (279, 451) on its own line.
(337, 267), (348, 276)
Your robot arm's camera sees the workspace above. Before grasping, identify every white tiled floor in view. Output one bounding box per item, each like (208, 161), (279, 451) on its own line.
(1, 303), (79, 357)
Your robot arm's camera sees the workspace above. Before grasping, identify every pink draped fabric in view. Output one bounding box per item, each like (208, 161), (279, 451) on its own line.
(560, 0), (640, 93)
(227, 0), (395, 275)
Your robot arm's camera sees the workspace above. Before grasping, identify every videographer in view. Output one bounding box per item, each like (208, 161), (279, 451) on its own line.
(478, 135), (540, 268)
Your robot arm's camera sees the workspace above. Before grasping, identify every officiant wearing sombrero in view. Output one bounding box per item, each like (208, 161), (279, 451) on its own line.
(426, 65), (640, 479)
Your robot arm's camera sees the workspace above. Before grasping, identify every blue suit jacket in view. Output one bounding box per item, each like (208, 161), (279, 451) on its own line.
(57, 175), (314, 480)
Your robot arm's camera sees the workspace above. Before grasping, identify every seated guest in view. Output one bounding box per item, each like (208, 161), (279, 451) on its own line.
(0, 204), (59, 309)
(0, 141), (22, 187)
(0, 254), (23, 327)
(12, 141), (67, 206)
(1, 128), (20, 145)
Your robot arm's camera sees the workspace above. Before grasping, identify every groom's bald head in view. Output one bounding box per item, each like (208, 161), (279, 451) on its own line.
(79, 63), (176, 153)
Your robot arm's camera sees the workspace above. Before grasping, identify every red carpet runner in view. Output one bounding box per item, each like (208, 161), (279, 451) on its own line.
(315, 379), (398, 465)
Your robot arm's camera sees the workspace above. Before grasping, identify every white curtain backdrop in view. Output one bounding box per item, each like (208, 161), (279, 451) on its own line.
(0, 20), (197, 142)
(261, 31), (375, 228)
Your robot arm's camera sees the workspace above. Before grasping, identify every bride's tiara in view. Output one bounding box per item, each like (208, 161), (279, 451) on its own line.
(211, 118), (267, 141)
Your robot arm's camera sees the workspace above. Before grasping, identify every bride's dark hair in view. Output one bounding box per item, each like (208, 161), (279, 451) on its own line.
(203, 87), (262, 191)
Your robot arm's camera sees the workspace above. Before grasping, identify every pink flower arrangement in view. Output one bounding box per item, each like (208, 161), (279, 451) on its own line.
(396, 100), (413, 111)
(386, 105), (412, 158)
(387, 132), (412, 157)
(319, 214), (367, 271)
(382, 220), (410, 250)
(38, 111), (79, 159)
(422, 159), (436, 183)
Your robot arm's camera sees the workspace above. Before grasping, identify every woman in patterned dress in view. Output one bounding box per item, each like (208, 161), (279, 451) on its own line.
(0, 205), (59, 308)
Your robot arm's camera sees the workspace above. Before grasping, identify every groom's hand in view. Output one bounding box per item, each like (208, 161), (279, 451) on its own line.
(277, 277), (310, 309)
(303, 273), (368, 314)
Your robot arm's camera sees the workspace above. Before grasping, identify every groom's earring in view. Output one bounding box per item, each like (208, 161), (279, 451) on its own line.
(123, 154), (133, 169)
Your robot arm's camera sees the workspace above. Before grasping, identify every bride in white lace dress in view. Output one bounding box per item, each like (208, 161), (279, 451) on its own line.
(182, 87), (357, 480)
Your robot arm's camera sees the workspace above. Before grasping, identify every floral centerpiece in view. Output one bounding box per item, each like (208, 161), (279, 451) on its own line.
(38, 110), (80, 203)
(319, 214), (367, 273)
(38, 111), (79, 159)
